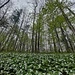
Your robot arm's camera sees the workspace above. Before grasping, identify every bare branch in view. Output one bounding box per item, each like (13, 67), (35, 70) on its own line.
(0, 0), (10, 9)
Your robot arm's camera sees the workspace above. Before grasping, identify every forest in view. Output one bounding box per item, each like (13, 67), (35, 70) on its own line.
(0, 0), (75, 75)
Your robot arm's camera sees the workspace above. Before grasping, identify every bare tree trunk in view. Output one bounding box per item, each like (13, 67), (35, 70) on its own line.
(37, 30), (40, 52)
(52, 33), (57, 52)
(35, 29), (38, 52)
(48, 33), (52, 52)
(32, 2), (38, 53)
(57, 3), (75, 35)
(66, 7), (75, 16)
(54, 24), (62, 52)
(0, 6), (9, 21)
(0, 22), (17, 51)
(60, 24), (70, 52)
(65, 30), (74, 52)
(14, 14), (24, 51)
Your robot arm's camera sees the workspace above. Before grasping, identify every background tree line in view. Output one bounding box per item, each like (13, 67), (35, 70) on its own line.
(0, 0), (75, 53)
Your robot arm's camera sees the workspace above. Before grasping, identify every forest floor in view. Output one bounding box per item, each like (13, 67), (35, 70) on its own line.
(0, 52), (75, 75)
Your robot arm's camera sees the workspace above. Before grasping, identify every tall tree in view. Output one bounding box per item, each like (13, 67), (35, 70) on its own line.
(31, 0), (38, 52)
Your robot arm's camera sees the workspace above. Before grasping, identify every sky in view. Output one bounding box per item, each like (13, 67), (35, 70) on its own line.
(11, 0), (33, 13)
(12, 0), (30, 8)
(11, 0), (45, 12)
(11, 0), (75, 12)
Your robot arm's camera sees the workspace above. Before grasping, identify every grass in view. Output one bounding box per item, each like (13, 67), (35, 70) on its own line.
(0, 52), (75, 75)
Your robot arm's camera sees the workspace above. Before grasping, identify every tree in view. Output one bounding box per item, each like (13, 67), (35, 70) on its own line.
(38, 0), (75, 52)
(0, 9), (22, 51)
(31, 0), (38, 52)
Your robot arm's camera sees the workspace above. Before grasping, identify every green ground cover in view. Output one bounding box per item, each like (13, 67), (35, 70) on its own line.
(0, 53), (75, 75)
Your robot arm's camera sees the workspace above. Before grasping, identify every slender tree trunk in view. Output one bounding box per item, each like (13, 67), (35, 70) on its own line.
(20, 30), (25, 51)
(57, 3), (75, 35)
(60, 24), (70, 52)
(37, 30), (40, 52)
(0, 22), (17, 51)
(66, 7), (75, 16)
(52, 33), (57, 52)
(35, 29), (38, 52)
(0, 6), (9, 22)
(32, 5), (37, 53)
(48, 33), (52, 52)
(0, 28), (13, 51)
(54, 24), (62, 52)
(65, 30), (74, 52)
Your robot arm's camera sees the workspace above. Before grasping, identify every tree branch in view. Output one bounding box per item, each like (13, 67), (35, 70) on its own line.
(0, 0), (10, 9)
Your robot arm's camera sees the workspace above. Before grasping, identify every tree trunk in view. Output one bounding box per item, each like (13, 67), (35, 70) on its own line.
(60, 24), (70, 52)
(57, 3), (75, 35)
